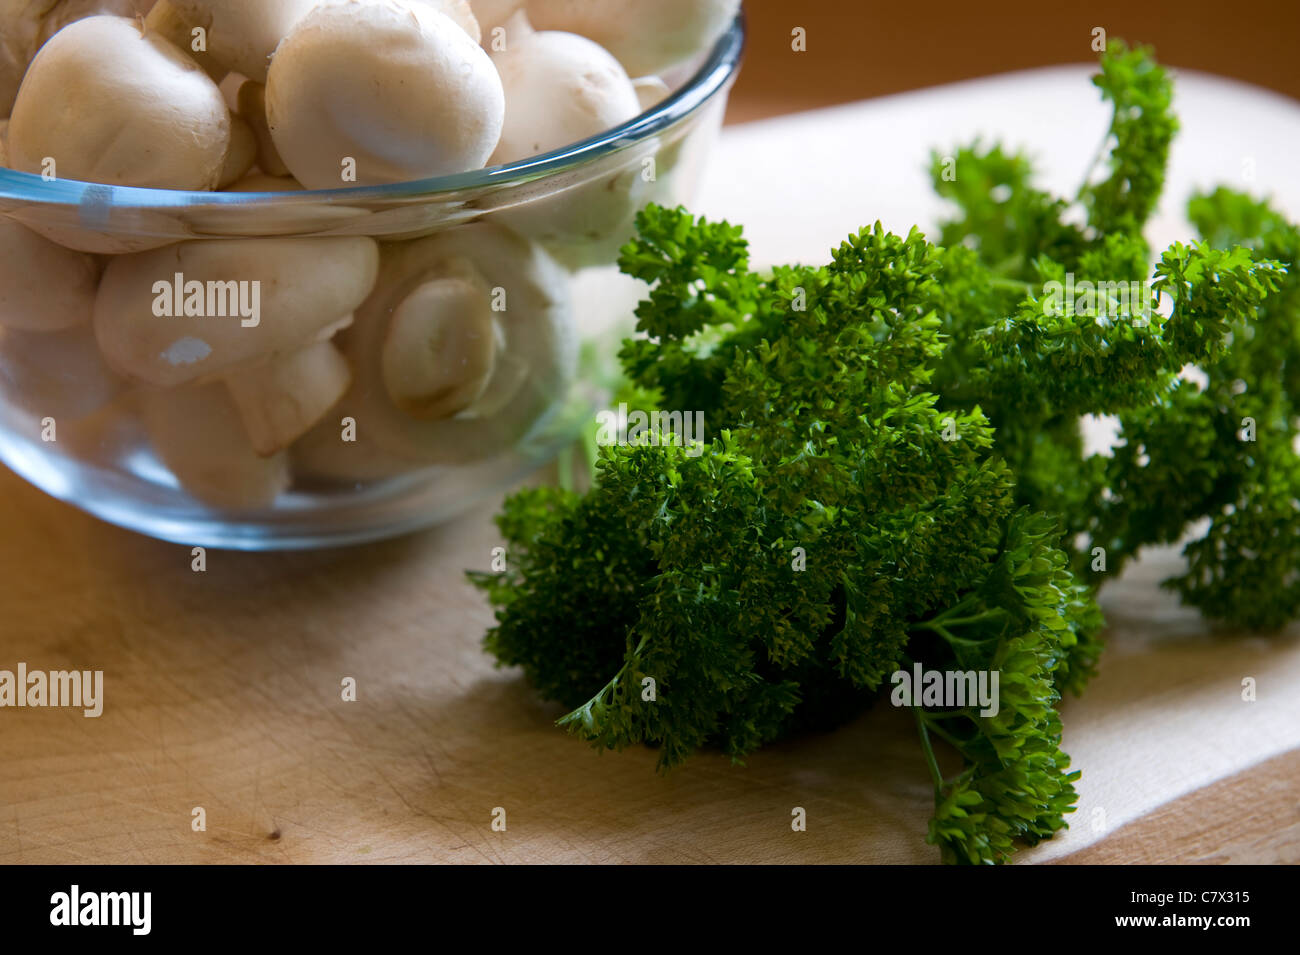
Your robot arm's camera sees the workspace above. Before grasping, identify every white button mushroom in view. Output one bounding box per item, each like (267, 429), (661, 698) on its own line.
(94, 237), (380, 387)
(489, 30), (641, 165)
(235, 81), (290, 178)
(468, 0), (525, 36)
(490, 136), (659, 270)
(149, 0), (482, 84)
(218, 72), (247, 112)
(301, 222), (575, 475)
(137, 381), (291, 509)
(8, 16), (231, 190)
(0, 218), (103, 332)
(217, 110), (258, 189)
(0, 0), (153, 116)
(525, 0), (739, 77)
(223, 340), (352, 456)
(141, 0), (225, 80)
(265, 0), (505, 189)
(0, 324), (124, 421)
(9, 211), (193, 257)
(632, 75), (671, 112)
(380, 257), (498, 419)
(485, 27), (650, 267)
(145, 0), (319, 84)
(414, 0), (483, 43)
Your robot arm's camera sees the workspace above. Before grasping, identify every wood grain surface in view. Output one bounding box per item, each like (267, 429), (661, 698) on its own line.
(0, 469), (939, 864)
(0, 456), (1295, 865)
(1055, 751), (1300, 865)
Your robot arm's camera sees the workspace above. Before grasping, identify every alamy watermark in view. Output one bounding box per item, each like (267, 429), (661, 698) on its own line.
(1042, 272), (1156, 324)
(890, 663), (1000, 717)
(594, 403), (706, 457)
(50, 886), (150, 935)
(0, 663), (103, 717)
(152, 273), (261, 327)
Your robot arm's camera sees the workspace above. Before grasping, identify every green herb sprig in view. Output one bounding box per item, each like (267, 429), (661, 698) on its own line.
(470, 42), (1293, 863)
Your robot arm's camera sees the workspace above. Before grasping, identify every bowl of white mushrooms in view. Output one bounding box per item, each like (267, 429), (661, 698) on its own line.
(0, 0), (744, 548)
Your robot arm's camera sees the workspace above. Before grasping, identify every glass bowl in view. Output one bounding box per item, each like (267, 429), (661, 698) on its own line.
(0, 15), (744, 550)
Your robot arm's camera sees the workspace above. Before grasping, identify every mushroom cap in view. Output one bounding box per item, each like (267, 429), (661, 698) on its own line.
(217, 110), (258, 188)
(525, 0), (739, 76)
(468, 0), (524, 34)
(236, 80), (290, 178)
(163, 0), (320, 83)
(0, 323), (124, 421)
(11, 213), (188, 256)
(327, 222), (576, 468)
(0, 1), (44, 117)
(94, 237), (379, 387)
(0, 0), (152, 115)
(266, 0), (505, 189)
(489, 29), (640, 165)
(0, 218), (103, 332)
(489, 134), (658, 268)
(33, 0), (155, 45)
(415, 0), (484, 43)
(8, 16), (231, 190)
(143, 0), (225, 80)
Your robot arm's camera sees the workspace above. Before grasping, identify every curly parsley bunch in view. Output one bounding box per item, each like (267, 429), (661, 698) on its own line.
(471, 42), (1291, 864)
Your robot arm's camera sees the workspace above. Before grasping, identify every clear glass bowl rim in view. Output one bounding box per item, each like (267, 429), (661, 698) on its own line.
(0, 13), (746, 212)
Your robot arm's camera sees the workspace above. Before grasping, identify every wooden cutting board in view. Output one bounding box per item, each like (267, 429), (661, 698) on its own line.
(0, 466), (1295, 864)
(2, 67), (1299, 864)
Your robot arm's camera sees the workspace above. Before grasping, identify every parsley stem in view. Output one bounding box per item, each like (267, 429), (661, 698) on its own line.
(916, 709), (969, 750)
(1076, 126), (1114, 200)
(557, 633), (650, 730)
(581, 417), (602, 480)
(913, 707), (945, 791)
(989, 277), (1035, 294)
(557, 443), (574, 493)
(939, 609), (1009, 628)
(911, 605), (1007, 645)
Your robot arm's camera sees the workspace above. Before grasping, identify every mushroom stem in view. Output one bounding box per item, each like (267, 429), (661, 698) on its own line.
(330, 222), (576, 468)
(381, 259), (498, 420)
(138, 381), (291, 509)
(224, 341), (352, 457)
